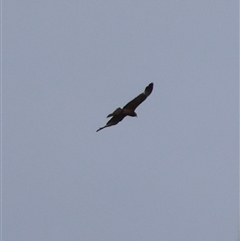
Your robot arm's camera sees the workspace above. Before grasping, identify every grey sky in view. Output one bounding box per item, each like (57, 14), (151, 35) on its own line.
(3, 1), (238, 241)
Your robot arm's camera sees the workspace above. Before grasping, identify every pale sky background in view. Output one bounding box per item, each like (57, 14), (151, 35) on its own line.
(3, 1), (238, 241)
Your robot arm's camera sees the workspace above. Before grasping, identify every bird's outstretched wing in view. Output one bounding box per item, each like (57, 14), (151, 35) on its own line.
(123, 83), (154, 111)
(96, 113), (127, 132)
(96, 83), (154, 132)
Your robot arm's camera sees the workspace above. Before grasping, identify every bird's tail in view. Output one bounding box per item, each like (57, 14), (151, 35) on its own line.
(106, 107), (122, 118)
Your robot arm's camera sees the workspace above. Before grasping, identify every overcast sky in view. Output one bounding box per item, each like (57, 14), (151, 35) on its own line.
(3, 1), (238, 241)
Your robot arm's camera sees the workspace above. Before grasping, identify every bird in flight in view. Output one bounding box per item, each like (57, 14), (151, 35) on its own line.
(96, 82), (154, 132)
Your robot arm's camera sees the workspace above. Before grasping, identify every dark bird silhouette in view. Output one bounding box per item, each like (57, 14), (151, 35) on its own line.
(96, 83), (154, 132)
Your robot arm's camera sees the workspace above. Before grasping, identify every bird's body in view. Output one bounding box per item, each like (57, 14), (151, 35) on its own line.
(96, 83), (154, 132)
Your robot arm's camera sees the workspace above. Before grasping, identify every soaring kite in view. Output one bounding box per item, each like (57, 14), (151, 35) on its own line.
(96, 82), (154, 132)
